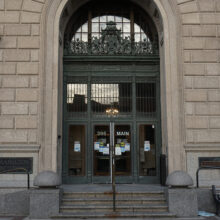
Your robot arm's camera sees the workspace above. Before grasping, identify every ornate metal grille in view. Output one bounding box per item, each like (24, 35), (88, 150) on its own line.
(64, 22), (158, 56)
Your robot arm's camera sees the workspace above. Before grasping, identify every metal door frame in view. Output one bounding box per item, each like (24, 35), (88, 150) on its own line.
(136, 120), (161, 184)
(62, 59), (160, 184)
(91, 121), (133, 184)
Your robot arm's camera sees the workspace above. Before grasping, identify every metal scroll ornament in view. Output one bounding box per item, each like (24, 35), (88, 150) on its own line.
(64, 21), (158, 56)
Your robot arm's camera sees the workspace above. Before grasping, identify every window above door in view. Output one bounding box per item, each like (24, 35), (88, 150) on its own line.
(66, 81), (157, 119)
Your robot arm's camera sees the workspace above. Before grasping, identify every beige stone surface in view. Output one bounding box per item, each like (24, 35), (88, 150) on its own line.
(16, 89), (38, 101)
(4, 50), (30, 61)
(17, 62), (39, 74)
(5, 24), (31, 36)
(5, 0), (23, 10)
(0, 0), (219, 186)
(186, 151), (220, 187)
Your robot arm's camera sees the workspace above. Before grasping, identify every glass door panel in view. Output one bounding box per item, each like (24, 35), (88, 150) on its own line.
(115, 125), (131, 176)
(68, 125), (86, 176)
(139, 124), (156, 176)
(93, 125), (110, 176)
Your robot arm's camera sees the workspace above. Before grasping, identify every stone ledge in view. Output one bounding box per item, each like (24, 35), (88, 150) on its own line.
(184, 144), (220, 152)
(0, 145), (40, 153)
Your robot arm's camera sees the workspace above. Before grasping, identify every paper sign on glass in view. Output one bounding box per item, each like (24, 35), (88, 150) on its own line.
(74, 141), (81, 152)
(103, 147), (109, 155)
(115, 147), (122, 155)
(94, 142), (100, 150)
(99, 146), (104, 153)
(121, 146), (125, 153)
(144, 141), (151, 152)
(125, 143), (130, 151)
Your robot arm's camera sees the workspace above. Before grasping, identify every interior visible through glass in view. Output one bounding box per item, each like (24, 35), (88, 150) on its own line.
(115, 125), (131, 175)
(93, 125), (110, 176)
(139, 124), (156, 176)
(67, 84), (87, 112)
(68, 125), (86, 176)
(93, 124), (131, 177)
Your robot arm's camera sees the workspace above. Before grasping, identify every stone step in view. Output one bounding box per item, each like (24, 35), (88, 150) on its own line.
(51, 211), (176, 219)
(60, 204), (168, 213)
(63, 191), (164, 199)
(62, 197), (166, 205)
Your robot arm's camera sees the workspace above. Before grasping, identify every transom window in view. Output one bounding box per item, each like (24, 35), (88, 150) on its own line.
(73, 15), (148, 43)
(66, 81), (156, 118)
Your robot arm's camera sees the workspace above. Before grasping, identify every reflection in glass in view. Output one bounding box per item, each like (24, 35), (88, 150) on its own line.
(115, 16), (122, 22)
(92, 23), (99, 32)
(82, 33), (88, 41)
(100, 23), (106, 32)
(116, 23), (122, 30)
(141, 33), (147, 41)
(107, 15), (115, 22)
(135, 34), (141, 42)
(68, 125), (86, 176)
(134, 24), (140, 32)
(75, 33), (81, 40)
(91, 83), (132, 114)
(93, 125), (110, 176)
(81, 23), (88, 32)
(136, 83), (156, 116)
(123, 23), (130, 32)
(115, 125), (131, 176)
(67, 84), (87, 112)
(92, 33), (99, 38)
(123, 33), (130, 38)
(100, 16), (106, 22)
(139, 124), (156, 176)
(92, 17), (99, 22)
(123, 17), (130, 22)
(72, 15), (150, 43)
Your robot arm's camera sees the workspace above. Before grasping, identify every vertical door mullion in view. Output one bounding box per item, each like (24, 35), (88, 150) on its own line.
(156, 77), (161, 180)
(132, 76), (137, 182)
(62, 78), (68, 182)
(88, 76), (92, 182)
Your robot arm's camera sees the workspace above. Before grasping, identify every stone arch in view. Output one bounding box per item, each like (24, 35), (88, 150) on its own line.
(39, 0), (184, 176)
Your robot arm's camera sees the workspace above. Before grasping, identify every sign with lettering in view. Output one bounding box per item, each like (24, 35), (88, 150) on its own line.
(97, 131), (107, 136)
(199, 157), (220, 168)
(74, 141), (81, 152)
(116, 131), (129, 136)
(0, 157), (33, 174)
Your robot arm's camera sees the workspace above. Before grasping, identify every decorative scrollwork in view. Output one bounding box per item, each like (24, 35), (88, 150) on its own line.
(64, 21), (158, 56)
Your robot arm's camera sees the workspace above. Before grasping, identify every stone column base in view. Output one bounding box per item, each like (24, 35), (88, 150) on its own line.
(29, 189), (60, 219)
(166, 188), (198, 217)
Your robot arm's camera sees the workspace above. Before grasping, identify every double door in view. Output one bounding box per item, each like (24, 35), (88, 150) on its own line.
(63, 121), (159, 184)
(93, 123), (131, 183)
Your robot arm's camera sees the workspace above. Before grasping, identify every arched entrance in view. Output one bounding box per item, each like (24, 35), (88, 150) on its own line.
(62, 0), (161, 184)
(40, 0), (183, 180)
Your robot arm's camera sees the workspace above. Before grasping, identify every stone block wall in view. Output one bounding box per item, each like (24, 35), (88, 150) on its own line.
(178, 0), (220, 186)
(0, 0), (219, 186)
(0, 0), (45, 187)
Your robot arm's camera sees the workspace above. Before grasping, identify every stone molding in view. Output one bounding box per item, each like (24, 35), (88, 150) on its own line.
(0, 145), (40, 153)
(184, 144), (220, 152)
(40, 0), (184, 174)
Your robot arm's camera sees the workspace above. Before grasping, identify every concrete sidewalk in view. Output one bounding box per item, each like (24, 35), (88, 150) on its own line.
(1, 216), (220, 220)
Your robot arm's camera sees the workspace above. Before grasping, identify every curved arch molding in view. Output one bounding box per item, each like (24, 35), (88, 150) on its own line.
(39, 0), (184, 174)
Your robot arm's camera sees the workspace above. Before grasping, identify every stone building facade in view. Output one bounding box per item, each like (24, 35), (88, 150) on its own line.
(0, 0), (219, 187)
